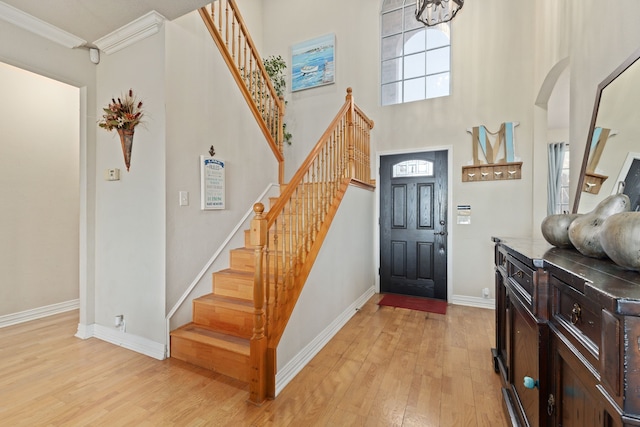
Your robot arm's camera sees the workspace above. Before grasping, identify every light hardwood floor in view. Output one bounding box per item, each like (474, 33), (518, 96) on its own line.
(0, 295), (507, 426)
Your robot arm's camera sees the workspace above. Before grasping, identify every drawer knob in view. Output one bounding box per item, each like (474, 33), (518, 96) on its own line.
(571, 303), (582, 325)
(516, 270), (523, 278)
(523, 376), (538, 389)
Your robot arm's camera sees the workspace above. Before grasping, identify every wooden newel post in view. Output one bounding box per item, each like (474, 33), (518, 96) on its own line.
(249, 202), (267, 404)
(346, 87), (356, 179)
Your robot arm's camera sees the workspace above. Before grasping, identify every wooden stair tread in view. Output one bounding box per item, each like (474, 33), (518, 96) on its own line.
(215, 267), (284, 279)
(195, 294), (254, 312)
(171, 323), (250, 356)
(216, 268), (253, 278)
(232, 246), (293, 257)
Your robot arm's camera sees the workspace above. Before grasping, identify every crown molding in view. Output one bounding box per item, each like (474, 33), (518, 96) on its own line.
(94, 10), (165, 55)
(0, 1), (86, 48)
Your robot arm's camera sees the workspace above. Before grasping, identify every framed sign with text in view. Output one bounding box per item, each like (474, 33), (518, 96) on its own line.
(200, 156), (225, 210)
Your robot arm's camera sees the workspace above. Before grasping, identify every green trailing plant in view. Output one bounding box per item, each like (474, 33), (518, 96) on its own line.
(263, 55), (292, 145)
(263, 55), (287, 98)
(239, 55), (293, 145)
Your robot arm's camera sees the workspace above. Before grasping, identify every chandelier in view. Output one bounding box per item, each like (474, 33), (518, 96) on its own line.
(415, 0), (464, 27)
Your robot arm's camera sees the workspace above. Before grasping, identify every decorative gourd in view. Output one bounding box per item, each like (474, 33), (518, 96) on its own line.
(541, 213), (581, 248)
(568, 187), (630, 258)
(600, 212), (640, 270)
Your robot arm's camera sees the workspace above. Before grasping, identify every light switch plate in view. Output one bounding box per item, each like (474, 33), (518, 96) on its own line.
(179, 191), (189, 206)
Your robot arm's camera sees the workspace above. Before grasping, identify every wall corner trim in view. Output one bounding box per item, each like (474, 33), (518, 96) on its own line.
(94, 10), (166, 55)
(75, 322), (95, 339)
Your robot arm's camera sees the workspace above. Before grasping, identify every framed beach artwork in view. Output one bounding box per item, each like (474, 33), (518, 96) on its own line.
(291, 34), (335, 92)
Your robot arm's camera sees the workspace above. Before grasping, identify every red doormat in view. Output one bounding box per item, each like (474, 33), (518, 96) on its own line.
(378, 294), (447, 315)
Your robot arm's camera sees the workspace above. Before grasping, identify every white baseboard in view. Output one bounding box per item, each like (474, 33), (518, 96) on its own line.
(275, 286), (376, 396)
(452, 294), (495, 310)
(77, 323), (166, 360)
(0, 299), (79, 329)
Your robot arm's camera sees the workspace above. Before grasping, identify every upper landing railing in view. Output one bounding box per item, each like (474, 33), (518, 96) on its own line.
(199, 0), (286, 183)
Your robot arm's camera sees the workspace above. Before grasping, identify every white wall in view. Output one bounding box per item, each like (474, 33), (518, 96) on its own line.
(0, 62), (79, 316)
(278, 184), (375, 376)
(164, 10), (278, 316)
(260, 0), (380, 181)
(0, 20), (97, 324)
(94, 32), (167, 344)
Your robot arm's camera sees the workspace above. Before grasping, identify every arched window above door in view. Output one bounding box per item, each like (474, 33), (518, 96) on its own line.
(392, 159), (434, 177)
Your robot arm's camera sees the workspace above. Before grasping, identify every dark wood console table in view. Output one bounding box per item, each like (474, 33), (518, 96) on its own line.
(492, 237), (640, 426)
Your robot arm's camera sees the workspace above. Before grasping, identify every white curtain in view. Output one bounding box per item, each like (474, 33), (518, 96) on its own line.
(547, 142), (566, 215)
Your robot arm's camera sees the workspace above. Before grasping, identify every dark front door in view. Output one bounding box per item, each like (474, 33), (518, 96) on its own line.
(380, 150), (448, 300)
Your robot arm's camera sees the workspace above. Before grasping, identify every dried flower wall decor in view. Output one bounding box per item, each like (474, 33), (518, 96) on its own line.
(98, 89), (144, 171)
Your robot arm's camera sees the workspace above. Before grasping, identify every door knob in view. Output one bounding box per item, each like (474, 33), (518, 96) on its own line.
(523, 376), (538, 389)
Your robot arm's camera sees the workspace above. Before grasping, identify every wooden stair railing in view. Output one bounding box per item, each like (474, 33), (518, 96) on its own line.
(199, 0), (286, 183)
(249, 88), (374, 403)
(169, 88), (373, 405)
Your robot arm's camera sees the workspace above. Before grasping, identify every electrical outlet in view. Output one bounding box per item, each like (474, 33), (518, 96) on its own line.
(115, 314), (124, 327)
(105, 168), (120, 181)
(482, 287), (490, 298)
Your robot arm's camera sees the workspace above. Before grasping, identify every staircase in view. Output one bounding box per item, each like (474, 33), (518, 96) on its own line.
(170, 0), (375, 405)
(170, 197), (285, 383)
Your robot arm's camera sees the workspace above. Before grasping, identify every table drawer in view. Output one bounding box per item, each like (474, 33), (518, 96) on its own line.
(507, 255), (534, 299)
(551, 275), (600, 360)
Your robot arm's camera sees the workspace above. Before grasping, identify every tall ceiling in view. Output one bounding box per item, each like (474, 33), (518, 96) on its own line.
(0, 0), (211, 45)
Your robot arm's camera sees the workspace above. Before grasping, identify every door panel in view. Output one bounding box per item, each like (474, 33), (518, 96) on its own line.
(380, 150), (448, 299)
(392, 185), (407, 228)
(418, 184), (433, 228)
(417, 243), (433, 279)
(391, 241), (407, 278)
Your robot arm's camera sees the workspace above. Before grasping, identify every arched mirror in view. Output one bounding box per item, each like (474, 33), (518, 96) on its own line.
(573, 47), (640, 213)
